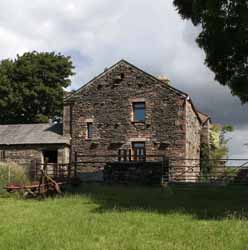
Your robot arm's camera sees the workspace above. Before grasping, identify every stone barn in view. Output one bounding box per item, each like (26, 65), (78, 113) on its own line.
(64, 60), (211, 181)
(0, 123), (70, 166)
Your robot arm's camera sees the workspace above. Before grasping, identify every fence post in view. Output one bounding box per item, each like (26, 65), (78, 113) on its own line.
(44, 158), (48, 173)
(161, 156), (169, 186)
(128, 149), (132, 162)
(118, 149), (121, 162)
(74, 152), (78, 178)
(8, 163), (11, 183)
(30, 160), (37, 181)
(53, 163), (56, 179)
(123, 149), (127, 162)
(143, 148), (146, 161)
(67, 162), (71, 181)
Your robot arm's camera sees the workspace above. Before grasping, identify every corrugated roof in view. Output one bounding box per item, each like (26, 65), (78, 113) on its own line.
(0, 123), (70, 145)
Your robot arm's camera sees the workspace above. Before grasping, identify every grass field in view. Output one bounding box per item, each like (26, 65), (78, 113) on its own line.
(1, 184), (248, 250)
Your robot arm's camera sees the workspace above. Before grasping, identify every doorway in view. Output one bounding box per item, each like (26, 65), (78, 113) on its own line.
(43, 150), (58, 164)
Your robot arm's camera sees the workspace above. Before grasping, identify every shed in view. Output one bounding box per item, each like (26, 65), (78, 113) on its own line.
(0, 123), (70, 165)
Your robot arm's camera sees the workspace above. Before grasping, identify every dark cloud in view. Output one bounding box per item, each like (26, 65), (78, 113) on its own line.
(0, 0), (247, 157)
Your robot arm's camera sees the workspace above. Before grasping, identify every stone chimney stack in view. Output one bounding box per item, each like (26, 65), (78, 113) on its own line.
(158, 75), (170, 85)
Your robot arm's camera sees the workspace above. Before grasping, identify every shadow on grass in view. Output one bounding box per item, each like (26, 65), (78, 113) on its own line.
(65, 183), (248, 220)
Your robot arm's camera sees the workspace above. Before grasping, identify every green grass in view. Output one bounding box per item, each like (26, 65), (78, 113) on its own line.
(1, 184), (248, 250)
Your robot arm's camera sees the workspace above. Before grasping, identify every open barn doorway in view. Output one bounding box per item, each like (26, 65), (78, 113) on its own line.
(43, 150), (58, 164)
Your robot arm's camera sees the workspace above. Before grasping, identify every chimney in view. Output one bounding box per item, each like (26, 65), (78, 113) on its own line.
(158, 75), (170, 85)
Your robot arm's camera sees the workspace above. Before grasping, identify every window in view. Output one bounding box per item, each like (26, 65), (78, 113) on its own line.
(87, 122), (93, 139)
(132, 142), (146, 161)
(133, 102), (145, 122)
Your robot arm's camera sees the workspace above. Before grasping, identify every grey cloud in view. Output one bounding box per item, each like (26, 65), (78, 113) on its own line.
(0, 0), (247, 157)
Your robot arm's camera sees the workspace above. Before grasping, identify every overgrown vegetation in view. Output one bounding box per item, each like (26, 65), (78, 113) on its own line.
(0, 184), (248, 250)
(210, 124), (234, 159)
(0, 161), (29, 195)
(201, 124), (234, 174)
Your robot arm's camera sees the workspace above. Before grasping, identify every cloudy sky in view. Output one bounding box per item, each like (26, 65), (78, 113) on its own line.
(0, 0), (248, 159)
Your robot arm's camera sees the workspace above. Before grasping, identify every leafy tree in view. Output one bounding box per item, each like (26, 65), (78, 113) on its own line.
(0, 51), (74, 124)
(210, 124), (233, 158)
(201, 124), (234, 174)
(173, 0), (248, 102)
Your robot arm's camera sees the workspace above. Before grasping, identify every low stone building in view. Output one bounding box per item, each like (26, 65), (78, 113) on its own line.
(64, 60), (211, 181)
(0, 123), (70, 165)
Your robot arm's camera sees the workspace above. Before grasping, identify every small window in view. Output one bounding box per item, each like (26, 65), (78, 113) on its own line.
(87, 122), (93, 139)
(133, 102), (145, 122)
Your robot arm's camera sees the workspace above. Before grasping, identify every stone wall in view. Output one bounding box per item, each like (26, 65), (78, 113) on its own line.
(58, 147), (70, 164)
(63, 104), (71, 137)
(201, 120), (210, 145)
(0, 145), (70, 166)
(185, 101), (201, 159)
(185, 101), (201, 181)
(0, 145), (42, 166)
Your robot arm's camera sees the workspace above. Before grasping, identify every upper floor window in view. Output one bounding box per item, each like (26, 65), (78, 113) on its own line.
(87, 122), (93, 139)
(133, 102), (145, 122)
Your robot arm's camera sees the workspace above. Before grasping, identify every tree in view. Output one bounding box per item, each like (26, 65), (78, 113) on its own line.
(0, 51), (74, 124)
(210, 124), (233, 159)
(201, 123), (234, 174)
(173, 0), (248, 102)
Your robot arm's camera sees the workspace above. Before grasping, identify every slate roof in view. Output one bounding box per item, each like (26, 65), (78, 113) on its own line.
(0, 123), (70, 145)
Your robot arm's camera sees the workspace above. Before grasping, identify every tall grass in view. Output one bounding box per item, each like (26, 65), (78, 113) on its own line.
(0, 161), (29, 195)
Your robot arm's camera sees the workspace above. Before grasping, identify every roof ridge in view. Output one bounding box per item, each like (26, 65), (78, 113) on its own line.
(0, 123), (57, 127)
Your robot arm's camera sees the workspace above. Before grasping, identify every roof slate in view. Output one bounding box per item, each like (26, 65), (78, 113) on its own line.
(0, 123), (70, 145)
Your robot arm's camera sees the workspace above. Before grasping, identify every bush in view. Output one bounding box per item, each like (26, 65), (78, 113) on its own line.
(0, 162), (29, 195)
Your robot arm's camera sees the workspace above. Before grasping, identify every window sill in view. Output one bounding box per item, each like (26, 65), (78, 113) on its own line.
(85, 138), (99, 142)
(131, 121), (145, 124)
